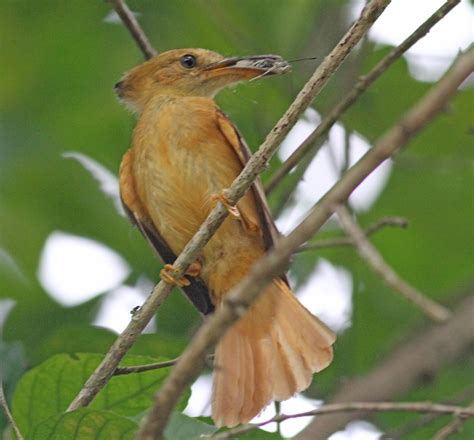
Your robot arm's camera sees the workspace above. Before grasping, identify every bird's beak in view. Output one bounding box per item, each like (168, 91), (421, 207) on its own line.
(204, 55), (291, 81)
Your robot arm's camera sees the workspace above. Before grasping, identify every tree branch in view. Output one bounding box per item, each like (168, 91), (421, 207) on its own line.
(295, 291), (474, 440)
(114, 358), (178, 376)
(376, 387), (474, 438)
(336, 206), (450, 321)
(113, 355), (214, 375)
(137, 45), (474, 440)
(264, 0), (461, 195)
(108, 0), (157, 59)
(298, 216), (408, 252)
(212, 401), (474, 439)
(0, 382), (23, 440)
(432, 401), (474, 440)
(69, 0), (390, 417)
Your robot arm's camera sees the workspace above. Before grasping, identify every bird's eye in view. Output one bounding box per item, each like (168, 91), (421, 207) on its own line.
(180, 54), (197, 69)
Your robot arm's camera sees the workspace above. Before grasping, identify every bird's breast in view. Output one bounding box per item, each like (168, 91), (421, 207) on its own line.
(132, 99), (247, 258)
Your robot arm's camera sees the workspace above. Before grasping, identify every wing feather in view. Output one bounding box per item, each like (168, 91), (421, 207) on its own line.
(215, 109), (288, 286)
(119, 149), (214, 315)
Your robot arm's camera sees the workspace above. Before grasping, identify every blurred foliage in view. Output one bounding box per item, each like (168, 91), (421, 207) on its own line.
(164, 413), (218, 440)
(0, 0), (473, 439)
(378, 353), (474, 439)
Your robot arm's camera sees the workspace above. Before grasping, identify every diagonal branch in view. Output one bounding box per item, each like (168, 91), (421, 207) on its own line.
(108, 0), (157, 59)
(137, 45), (474, 440)
(336, 206), (451, 321)
(68, 0), (390, 416)
(104, 219), (410, 377)
(212, 401), (474, 439)
(264, 0), (461, 195)
(271, 136), (326, 217)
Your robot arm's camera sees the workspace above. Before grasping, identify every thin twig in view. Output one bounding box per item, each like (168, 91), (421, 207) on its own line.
(138, 46), (474, 440)
(336, 206), (451, 322)
(69, 0), (390, 420)
(342, 126), (352, 175)
(381, 386), (474, 440)
(432, 401), (474, 440)
(0, 383), (24, 440)
(264, 0), (462, 194)
(298, 216), (408, 252)
(114, 358), (179, 375)
(210, 401), (474, 439)
(113, 355), (215, 375)
(384, 387), (474, 439)
(108, 0), (157, 59)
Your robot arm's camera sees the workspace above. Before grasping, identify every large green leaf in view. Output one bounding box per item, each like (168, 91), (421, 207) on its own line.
(29, 408), (137, 440)
(12, 353), (189, 437)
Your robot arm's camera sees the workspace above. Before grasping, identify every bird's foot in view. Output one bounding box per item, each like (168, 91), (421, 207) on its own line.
(186, 261), (202, 278)
(210, 191), (240, 219)
(160, 264), (191, 287)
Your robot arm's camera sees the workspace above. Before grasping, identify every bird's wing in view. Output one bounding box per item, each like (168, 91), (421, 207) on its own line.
(215, 109), (289, 285)
(119, 149), (215, 315)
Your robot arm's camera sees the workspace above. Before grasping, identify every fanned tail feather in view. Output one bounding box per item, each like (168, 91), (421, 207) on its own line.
(212, 279), (336, 427)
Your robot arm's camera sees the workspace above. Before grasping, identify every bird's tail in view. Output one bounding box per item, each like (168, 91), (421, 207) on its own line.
(212, 279), (336, 427)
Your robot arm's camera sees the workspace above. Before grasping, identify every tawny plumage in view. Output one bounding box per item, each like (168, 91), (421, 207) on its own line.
(116, 48), (336, 427)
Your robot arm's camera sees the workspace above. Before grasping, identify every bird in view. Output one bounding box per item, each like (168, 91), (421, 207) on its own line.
(116, 48), (336, 427)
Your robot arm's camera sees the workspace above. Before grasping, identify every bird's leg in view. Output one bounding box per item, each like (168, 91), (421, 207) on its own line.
(159, 261), (202, 287)
(210, 190), (240, 219)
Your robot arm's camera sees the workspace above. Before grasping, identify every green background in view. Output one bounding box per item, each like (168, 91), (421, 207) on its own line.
(0, 1), (473, 438)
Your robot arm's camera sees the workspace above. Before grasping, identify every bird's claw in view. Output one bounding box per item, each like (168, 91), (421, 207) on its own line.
(186, 261), (202, 278)
(160, 264), (191, 287)
(210, 191), (240, 219)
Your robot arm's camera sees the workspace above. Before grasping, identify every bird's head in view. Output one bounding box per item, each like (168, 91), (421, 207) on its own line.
(115, 48), (290, 113)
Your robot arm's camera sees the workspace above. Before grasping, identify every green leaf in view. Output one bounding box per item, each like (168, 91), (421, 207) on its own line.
(30, 408), (137, 440)
(164, 412), (218, 440)
(12, 353), (189, 437)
